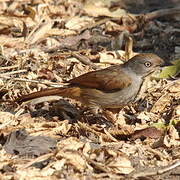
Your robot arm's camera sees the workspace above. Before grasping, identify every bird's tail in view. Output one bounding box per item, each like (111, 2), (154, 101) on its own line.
(15, 87), (81, 103)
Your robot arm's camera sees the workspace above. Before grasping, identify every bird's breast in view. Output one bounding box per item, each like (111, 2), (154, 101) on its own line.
(80, 74), (143, 109)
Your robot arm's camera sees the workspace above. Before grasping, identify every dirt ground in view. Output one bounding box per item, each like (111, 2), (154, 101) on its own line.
(0, 0), (179, 180)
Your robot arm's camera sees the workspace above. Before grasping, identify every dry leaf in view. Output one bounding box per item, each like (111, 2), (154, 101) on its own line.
(131, 127), (163, 140)
(84, 3), (126, 17)
(65, 16), (94, 30)
(57, 137), (84, 151)
(108, 155), (134, 174)
(57, 151), (86, 171)
(26, 20), (53, 45)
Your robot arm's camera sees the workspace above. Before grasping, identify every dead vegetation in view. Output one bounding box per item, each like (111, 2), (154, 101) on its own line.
(0, 0), (179, 179)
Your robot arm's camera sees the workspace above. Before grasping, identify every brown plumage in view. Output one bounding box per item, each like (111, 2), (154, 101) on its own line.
(15, 53), (164, 114)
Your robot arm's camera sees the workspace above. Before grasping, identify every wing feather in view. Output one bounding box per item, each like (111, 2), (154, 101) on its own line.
(69, 66), (132, 91)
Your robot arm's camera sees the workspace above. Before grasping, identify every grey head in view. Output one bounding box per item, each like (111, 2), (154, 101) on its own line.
(124, 53), (165, 77)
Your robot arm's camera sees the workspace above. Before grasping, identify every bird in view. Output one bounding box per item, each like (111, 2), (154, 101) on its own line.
(15, 53), (165, 115)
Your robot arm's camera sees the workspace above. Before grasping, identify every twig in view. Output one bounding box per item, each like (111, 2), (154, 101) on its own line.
(0, 69), (27, 76)
(78, 7), (180, 38)
(79, 7), (180, 35)
(132, 160), (180, 178)
(158, 161), (180, 174)
(86, 158), (111, 173)
(0, 76), (66, 87)
(145, 7), (180, 21)
(0, 65), (19, 71)
(104, 128), (118, 142)
(0, 119), (14, 130)
(162, 79), (180, 92)
(71, 52), (99, 70)
(20, 153), (54, 169)
(146, 147), (168, 160)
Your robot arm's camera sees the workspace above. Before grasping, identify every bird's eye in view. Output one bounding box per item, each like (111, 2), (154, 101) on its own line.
(144, 61), (152, 67)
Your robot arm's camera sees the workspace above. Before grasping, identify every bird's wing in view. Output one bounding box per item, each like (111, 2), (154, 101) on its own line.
(69, 66), (132, 91)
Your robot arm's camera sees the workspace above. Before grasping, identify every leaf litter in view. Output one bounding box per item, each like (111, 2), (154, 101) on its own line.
(0, 0), (179, 179)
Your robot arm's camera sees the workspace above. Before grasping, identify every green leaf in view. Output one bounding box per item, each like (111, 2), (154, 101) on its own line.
(158, 59), (180, 79)
(168, 119), (180, 127)
(152, 122), (166, 129)
(152, 119), (180, 130)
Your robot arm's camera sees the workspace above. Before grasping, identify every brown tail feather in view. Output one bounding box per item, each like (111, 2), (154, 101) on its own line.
(15, 87), (81, 103)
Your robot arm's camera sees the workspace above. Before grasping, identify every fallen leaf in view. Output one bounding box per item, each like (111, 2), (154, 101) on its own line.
(158, 59), (180, 78)
(84, 2), (126, 17)
(4, 129), (57, 157)
(131, 127), (163, 140)
(108, 155), (134, 174)
(38, 68), (56, 81)
(26, 20), (53, 45)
